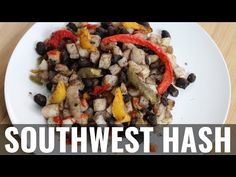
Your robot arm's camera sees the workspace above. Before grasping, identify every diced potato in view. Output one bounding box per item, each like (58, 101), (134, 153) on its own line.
(47, 50), (60, 63)
(70, 53), (80, 59)
(52, 74), (69, 85)
(128, 87), (140, 97)
(147, 84), (158, 95)
(146, 76), (156, 85)
(63, 109), (72, 118)
(39, 59), (48, 70)
(100, 42), (117, 52)
(138, 65), (150, 80)
(112, 46), (123, 56)
(148, 34), (162, 44)
(95, 114), (106, 125)
(161, 37), (171, 47)
(93, 98), (107, 112)
(122, 43), (136, 50)
(90, 35), (101, 48)
(62, 118), (75, 126)
(125, 101), (133, 113)
(128, 61), (142, 73)
(55, 64), (69, 74)
(118, 57), (128, 67)
(120, 83), (128, 94)
(90, 50), (100, 64)
(103, 75), (118, 87)
(78, 47), (89, 58)
(147, 55), (159, 64)
(130, 48), (145, 65)
(99, 53), (112, 69)
(123, 49), (131, 59)
(109, 64), (121, 75)
(66, 43), (78, 55)
(41, 104), (59, 118)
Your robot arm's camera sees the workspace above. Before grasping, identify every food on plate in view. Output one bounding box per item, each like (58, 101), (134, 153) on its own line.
(30, 22), (196, 127)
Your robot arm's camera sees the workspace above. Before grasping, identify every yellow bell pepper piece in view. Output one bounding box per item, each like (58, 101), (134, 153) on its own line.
(121, 22), (152, 33)
(79, 27), (97, 52)
(112, 87), (131, 122)
(50, 80), (66, 104)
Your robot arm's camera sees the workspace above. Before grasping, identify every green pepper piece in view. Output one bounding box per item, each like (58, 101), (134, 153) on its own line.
(128, 67), (158, 104)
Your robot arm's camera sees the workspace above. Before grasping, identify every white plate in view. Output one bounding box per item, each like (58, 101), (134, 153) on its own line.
(4, 22), (231, 124)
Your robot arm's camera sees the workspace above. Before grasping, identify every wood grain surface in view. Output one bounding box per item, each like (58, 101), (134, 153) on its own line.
(0, 22), (235, 124)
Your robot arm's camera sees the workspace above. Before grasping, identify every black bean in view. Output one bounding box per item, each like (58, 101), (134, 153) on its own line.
(144, 112), (157, 126)
(60, 50), (70, 65)
(117, 42), (123, 49)
(34, 94), (47, 107)
(140, 46), (155, 55)
(88, 99), (93, 107)
(95, 27), (108, 38)
(101, 69), (111, 75)
(92, 79), (100, 87)
(118, 70), (128, 84)
(137, 22), (150, 27)
(116, 28), (129, 34)
(77, 58), (92, 68)
(101, 22), (111, 29)
(107, 25), (116, 36)
(36, 42), (47, 56)
(82, 79), (93, 89)
(161, 96), (168, 106)
(111, 54), (122, 64)
(47, 59), (56, 71)
(167, 84), (179, 97)
(46, 82), (53, 92)
(140, 108), (146, 113)
(123, 94), (130, 103)
(161, 30), (171, 38)
(66, 22), (78, 32)
(175, 78), (189, 89)
(147, 104), (154, 111)
(187, 73), (196, 83)
(150, 61), (159, 69)
(147, 50), (155, 55)
(122, 66), (128, 73)
(158, 64), (165, 74)
(69, 61), (79, 71)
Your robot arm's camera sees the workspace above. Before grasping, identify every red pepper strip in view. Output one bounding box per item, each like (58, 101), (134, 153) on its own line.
(91, 83), (111, 95)
(82, 24), (99, 30)
(46, 29), (77, 48)
(101, 34), (173, 95)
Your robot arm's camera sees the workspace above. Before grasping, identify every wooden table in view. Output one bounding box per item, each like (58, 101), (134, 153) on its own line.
(0, 23), (235, 124)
